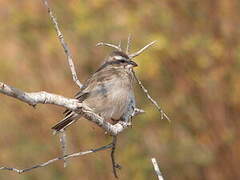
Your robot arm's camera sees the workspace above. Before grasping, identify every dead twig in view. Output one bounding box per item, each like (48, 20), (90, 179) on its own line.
(129, 41), (157, 58)
(96, 42), (122, 51)
(151, 158), (164, 180)
(0, 143), (113, 174)
(42, 0), (83, 89)
(59, 130), (67, 167)
(132, 71), (170, 122)
(126, 34), (132, 54)
(111, 136), (121, 178)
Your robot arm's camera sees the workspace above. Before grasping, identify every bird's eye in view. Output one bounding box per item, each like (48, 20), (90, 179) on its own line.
(119, 59), (127, 63)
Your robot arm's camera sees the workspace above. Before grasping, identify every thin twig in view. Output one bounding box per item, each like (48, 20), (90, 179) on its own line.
(151, 158), (164, 180)
(118, 40), (122, 49)
(126, 34), (132, 54)
(111, 136), (121, 178)
(96, 42), (122, 51)
(132, 71), (170, 122)
(0, 143), (113, 174)
(42, 0), (83, 89)
(129, 41), (157, 58)
(133, 108), (145, 115)
(59, 130), (67, 167)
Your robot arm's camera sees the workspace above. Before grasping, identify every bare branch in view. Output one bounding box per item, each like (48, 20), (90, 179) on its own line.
(42, 0), (83, 89)
(59, 130), (67, 167)
(0, 82), (143, 136)
(118, 40), (122, 49)
(0, 143), (112, 174)
(111, 136), (121, 178)
(132, 72), (170, 122)
(151, 158), (164, 180)
(129, 41), (157, 58)
(0, 82), (80, 108)
(96, 42), (122, 51)
(126, 34), (132, 54)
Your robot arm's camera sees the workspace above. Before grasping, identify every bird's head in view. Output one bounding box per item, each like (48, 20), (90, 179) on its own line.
(107, 51), (138, 69)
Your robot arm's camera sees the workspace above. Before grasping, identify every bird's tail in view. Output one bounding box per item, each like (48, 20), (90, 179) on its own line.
(52, 113), (80, 132)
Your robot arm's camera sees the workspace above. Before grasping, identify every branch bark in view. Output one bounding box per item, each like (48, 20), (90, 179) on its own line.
(0, 82), (143, 136)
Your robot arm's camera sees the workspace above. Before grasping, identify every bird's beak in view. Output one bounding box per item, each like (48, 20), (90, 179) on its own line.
(129, 60), (138, 67)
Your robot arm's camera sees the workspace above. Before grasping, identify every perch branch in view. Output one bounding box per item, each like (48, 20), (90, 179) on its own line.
(0, 143), (112, 174)
(129, 41), (157, 58)
(42, 0), (83, 89)
(151, 158), (164, 180)
(0, 82), (143, 136)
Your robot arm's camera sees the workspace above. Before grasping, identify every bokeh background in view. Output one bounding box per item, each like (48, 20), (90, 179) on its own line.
(0, 0), (240, 179)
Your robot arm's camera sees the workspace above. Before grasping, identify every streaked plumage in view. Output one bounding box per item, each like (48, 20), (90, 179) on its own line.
(52, 51), (137, 132)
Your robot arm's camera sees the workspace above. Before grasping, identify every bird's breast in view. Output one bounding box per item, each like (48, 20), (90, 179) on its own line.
(84, 76), (134, 122)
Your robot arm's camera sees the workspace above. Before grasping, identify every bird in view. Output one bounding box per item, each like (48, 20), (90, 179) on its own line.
(52, 51), (138, 132)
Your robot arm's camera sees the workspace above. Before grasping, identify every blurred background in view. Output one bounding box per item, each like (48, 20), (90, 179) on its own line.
(0, 0), (240, 179)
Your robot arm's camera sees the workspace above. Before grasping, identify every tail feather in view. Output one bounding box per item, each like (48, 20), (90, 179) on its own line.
(52, 113), (80, 132)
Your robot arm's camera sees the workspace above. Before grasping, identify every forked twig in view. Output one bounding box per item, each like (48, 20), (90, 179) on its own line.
(96, 42), (122, 51)
(42, 0), (83, 89)
(132, 70), (170, 122)
(0, 143), (113, 174)
(129, 41), (157, 58)
(151, 158), (164, 180)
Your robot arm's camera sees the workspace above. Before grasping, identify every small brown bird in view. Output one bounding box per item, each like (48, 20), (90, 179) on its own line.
(52, 51), (137, 132)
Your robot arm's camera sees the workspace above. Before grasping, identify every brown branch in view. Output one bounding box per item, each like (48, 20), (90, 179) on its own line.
(0, 143), (112, 174)
(42, 0), (83, 89)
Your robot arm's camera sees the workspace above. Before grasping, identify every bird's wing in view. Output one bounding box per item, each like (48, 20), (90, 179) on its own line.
(63, 67), (118, 116)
